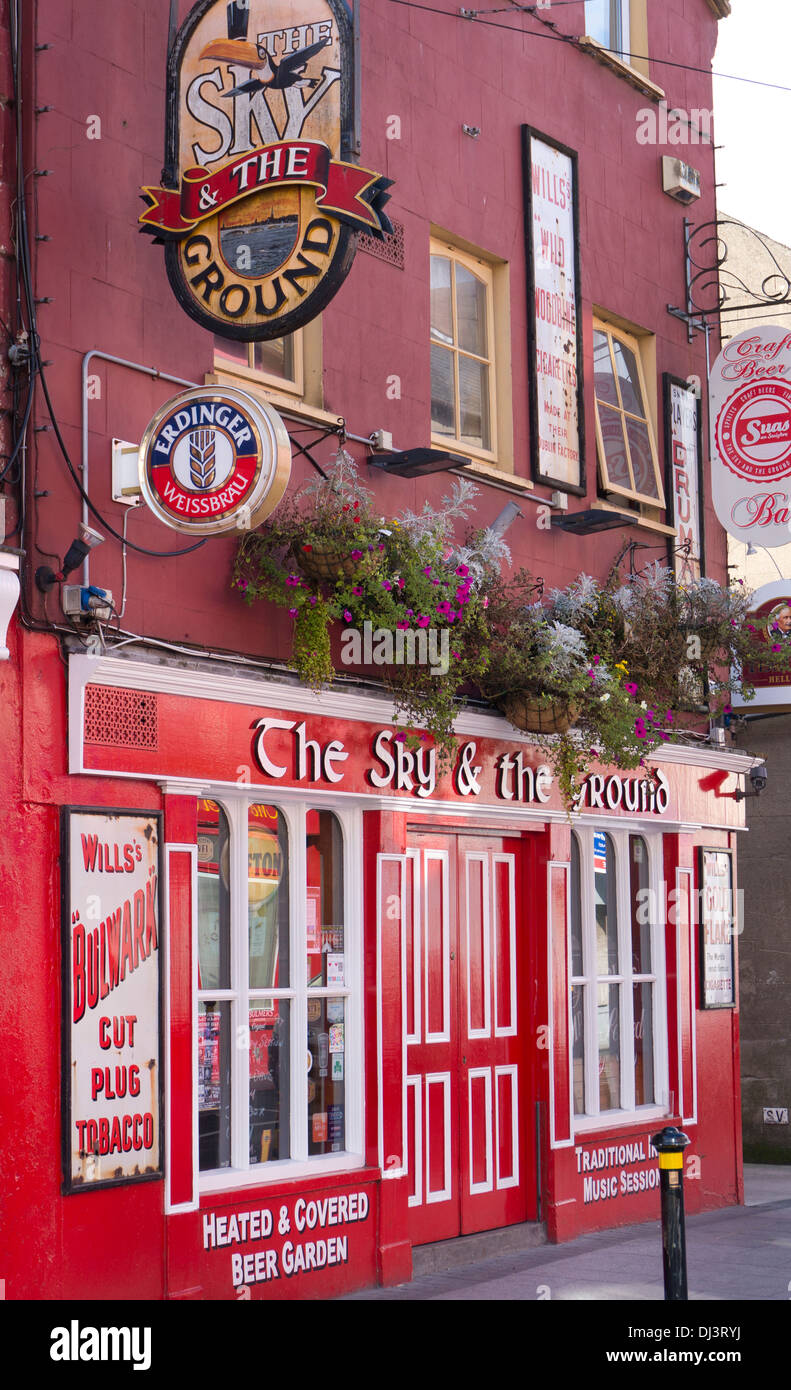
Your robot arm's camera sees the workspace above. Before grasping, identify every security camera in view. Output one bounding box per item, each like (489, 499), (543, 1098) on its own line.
(749, 764), (768, 795)
(735, 764), (768, 800)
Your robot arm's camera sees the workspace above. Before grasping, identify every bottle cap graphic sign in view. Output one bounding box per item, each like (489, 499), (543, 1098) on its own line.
(709, 325), (791, 547)
(139, 385), (291, 535)
(140, 0), (392, 340)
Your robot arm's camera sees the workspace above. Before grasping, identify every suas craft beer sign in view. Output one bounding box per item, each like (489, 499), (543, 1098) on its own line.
(140, 0), (392, 339)
(709, 325), (791, 547)
(61, 809), (163, 1192)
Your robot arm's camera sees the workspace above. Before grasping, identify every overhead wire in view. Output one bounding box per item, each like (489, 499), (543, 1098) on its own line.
(384, 0), (791, 94)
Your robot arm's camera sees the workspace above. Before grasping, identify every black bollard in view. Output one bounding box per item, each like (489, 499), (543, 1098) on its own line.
(651, 1126), (690, 1301)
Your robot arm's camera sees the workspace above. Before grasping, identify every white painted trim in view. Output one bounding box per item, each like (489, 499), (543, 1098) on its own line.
(495, 1064), (519, 1190)
(376, 852), (407, 1180)
(493, 854), (517, 1038)
(547, 860), (575, 1151)
(164, 843), (199, 1215)
(424, 1072), (452, 1204)
(464, 852), (491, 1041)
(406, 1076), (422, 1207)
(69, 652), (759, 774)
(467, 1068), (493, 1195)
(676, 867), (698, 1126)
(405, 849), (421, 1045)
(424, 851), (451, 1045)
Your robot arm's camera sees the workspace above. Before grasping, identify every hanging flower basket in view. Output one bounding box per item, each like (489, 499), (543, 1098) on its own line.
(293, 542), (362, 584)
(498, 691), (580, 736)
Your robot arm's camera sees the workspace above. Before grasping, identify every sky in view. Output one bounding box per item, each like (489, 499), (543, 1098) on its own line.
(713, 0), (791, 246)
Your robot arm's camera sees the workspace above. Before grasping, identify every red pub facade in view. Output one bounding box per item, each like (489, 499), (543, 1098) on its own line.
(0, 0), (745, 1301)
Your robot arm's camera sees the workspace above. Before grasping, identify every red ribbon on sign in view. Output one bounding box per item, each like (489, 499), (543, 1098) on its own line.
(141, 140), (387, 238)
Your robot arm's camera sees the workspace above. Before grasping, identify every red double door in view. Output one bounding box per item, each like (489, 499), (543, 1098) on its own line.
(404, 831), (531, 1245)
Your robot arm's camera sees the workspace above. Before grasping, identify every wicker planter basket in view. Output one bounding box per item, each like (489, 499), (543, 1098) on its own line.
(498, 692), (579, 736)
(293, 543), (362, 584)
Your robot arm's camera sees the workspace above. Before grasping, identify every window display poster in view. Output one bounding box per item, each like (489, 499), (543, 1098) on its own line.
(699, 848), (736, 1009)
(523, 126), (584, 492)
(61, 808), (163, 1191)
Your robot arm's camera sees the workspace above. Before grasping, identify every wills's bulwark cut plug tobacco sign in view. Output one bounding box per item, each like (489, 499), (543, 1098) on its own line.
(141, 0), (392, 340)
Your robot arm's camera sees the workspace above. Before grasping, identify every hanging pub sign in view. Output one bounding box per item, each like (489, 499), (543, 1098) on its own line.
(709, 325), (791, 547)
(138, 385), (291, 535)
(140, 0), (392, 339)
(522, 126), (584, 494)
(733, 579), (791, 707)
(61, 808), (163, 1192)
(698, 847), (736, 1010)
(664, 375), (704, 583)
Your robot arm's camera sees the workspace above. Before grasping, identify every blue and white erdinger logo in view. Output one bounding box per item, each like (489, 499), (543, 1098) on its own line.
(139, 385), (291, 536)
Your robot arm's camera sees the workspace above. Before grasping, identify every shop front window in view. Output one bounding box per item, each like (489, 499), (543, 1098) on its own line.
(196, 799), (359, 1184)
(570, 829), (666, 1124)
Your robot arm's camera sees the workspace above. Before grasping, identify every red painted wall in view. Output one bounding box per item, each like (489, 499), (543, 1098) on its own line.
(23, 0), (724, 654)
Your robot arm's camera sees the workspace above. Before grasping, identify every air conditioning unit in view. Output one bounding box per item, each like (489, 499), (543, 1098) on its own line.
(662, 156), (702, 205)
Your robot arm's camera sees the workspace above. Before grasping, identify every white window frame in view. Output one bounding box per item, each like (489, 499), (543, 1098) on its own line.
(585, 0), (631, 62)
(571, 827), (669, 1134)
(592, 317), (665, 509)
(430, 238), (499, 465)
(196, 794), (365, 1193)
(213, 332), (305, 399)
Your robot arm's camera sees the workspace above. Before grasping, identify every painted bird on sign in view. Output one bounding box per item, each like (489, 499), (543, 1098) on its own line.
(200, 35), (332, 98)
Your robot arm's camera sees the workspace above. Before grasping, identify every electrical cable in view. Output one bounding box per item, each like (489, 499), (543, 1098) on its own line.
(7, 0), (208, 563)
(385, 0), (791, 94)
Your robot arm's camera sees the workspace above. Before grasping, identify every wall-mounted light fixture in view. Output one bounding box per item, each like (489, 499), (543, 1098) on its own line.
(368, 447), (471, 478)
(35, 523), (104, 593)
(551, 509), (631, 536)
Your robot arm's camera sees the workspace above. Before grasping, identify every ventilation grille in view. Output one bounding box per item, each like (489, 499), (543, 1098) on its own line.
(358, 219), (405, 270)
(84, 686), (159, 750)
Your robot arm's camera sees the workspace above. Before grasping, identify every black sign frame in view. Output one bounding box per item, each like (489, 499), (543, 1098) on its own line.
(522, 125), (586, 496)
(698, 845), (737, 1011)
(663, 372), (706, 580)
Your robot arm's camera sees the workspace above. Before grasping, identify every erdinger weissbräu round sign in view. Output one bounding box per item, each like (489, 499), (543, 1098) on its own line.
(139, 0), (392, 340)
(710, 325), (791, 546)
(139, 386), (291, 535)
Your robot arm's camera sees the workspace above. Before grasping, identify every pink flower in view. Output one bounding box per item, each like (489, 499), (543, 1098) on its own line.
(397, 620), (410, 630)
(423, 566), (432, 575)
(635, 718), (647, 739)
(288, 607), (298, 616)
(772, 644), (782, 652)
(482, 597), (489, 609)
(624, 682), (638, 696)
(352, 586), (363, 596)
(417, 615), (430, 628)
(343, 609), (352, 622)
(236, 579), (248, 591)
(456, 564), (470, 577)
(351, 549), (363, 561)
(286, 575), (301, 587)
(398, 578), (406, 589)
(382, 580), (392, 591)
(395, 732), (406, 743)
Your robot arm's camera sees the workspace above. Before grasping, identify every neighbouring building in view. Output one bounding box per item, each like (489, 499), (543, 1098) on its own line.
(717, 214), (791, 1163)
(0, 0), (751, 1302)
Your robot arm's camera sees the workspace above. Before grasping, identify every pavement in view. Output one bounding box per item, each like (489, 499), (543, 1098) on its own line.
(343, 1165), (791, 1302)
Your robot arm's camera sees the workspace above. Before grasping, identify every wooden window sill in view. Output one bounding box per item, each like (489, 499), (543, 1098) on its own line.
(205, 373), (341, 430)
(577, 35), (665, 102)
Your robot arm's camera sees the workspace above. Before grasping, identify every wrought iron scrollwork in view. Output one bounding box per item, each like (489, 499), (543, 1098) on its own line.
(668, 216), (791, 341)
